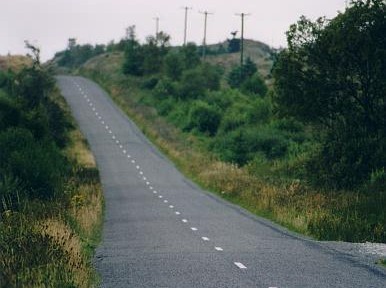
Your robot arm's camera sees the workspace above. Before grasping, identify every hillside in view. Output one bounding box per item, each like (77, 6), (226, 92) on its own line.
(0, 55), (32, 71)
(205, 39), (274, 77)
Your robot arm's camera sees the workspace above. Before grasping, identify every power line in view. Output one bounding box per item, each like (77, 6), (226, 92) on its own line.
(235, 12), (250, 67)
(182, 6), (192, 45)
(199, 11), (213, 58)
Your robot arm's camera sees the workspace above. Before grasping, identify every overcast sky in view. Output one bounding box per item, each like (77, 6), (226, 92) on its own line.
(2, 0), (347, 61)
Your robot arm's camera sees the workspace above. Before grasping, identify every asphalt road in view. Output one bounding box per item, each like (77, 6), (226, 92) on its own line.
(57, 76), (386, 288)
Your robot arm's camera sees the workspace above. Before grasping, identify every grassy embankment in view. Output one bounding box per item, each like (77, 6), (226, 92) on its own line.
(0, 56), (103, 287)
(78, 51), (385, 245)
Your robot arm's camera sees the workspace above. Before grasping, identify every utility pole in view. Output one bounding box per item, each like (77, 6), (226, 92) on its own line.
(235, 13), (250, 67)
(199, 11), (213, 58)
(153, 17), (160, 38)
(182, 6), (192, 45)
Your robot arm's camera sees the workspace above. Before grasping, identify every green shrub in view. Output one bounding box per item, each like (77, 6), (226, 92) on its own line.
(164, 53), (184, 81)
(153, 78), (177, 98)
(141, 77), (159, 90)
(214, 126), (290, 165)
(186, 101), (222, 136)
(241, 73), (268, 96)
(0, 128), (69, 200)
(178, 69), (206, 99)
(0, 95), (21, 130)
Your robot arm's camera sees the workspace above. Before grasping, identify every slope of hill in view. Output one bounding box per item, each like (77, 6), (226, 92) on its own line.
(0, 55), (32, 71)
(205, 39), (274, 77)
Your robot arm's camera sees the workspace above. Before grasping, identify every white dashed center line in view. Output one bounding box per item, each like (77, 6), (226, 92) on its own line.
(79, 85), (241, 273)
(234, 262), (247, 269)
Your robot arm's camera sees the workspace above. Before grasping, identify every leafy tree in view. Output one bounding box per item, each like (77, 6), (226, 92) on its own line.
(273, 0), (386, 188)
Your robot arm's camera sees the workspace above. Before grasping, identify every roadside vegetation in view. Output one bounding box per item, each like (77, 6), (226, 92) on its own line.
(0, 44), (103, 287)
(56, 0), (385, 243)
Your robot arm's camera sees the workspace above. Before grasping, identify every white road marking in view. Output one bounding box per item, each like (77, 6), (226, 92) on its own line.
(112, 135), (116, 139)
(120, 145), (123, 149)
(159, 195), (163, 198)
(149, 186), (153, 190)
(116, 140), (119, 144)
(109, 130), (112, 134)
(234, 262), (247, 269)
(123, 150), (127, 154)
(202, 237), (210, 241)
(136, 165), (140, 169)
(139, 171), (143, 175)
(127, 155), (131, 158)
(182, 219), (188, 223)
(175, 211), (180, 215)
(215, 247), (223, 251)
(190, 227), (198, 231)
(96, 112), (99, 116)
(131, 160), (135, 164)
(169, 205), (174, 209)
(164, 200), (168, 203)
(153, 191), (157, 194)
(92, 107), (96, 111)
(105, 125), (109, 129)
(101, 121), (105, 124)
(146, 182), (150, 185)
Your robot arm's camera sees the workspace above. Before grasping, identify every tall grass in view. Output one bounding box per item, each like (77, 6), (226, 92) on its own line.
(0, 88), (103, 287)
(79, 56), (385, 243)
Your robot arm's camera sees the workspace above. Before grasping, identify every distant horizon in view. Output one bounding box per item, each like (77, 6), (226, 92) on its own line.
(1, 0), (346, 61)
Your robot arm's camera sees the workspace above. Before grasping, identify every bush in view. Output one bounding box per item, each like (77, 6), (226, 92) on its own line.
(153, 78), (177, 98)
(241, 73), (268, 96)
(178, 69), (206, 99)
(0, 128), (69, 200)
(186, 101), (222, 136)
(0, 95), (21, 130)
(141, 77), (159, 90)
(214, 126), (290, 165)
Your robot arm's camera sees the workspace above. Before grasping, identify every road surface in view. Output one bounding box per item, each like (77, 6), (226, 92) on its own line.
(57, 76), (386, 288)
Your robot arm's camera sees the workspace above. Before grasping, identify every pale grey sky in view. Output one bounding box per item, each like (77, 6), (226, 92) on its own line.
(1, 0), (347, 61)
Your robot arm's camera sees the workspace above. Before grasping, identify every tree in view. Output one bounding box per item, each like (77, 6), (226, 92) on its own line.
(273, 0), (386, 188)
(122, 26), (144, 76)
